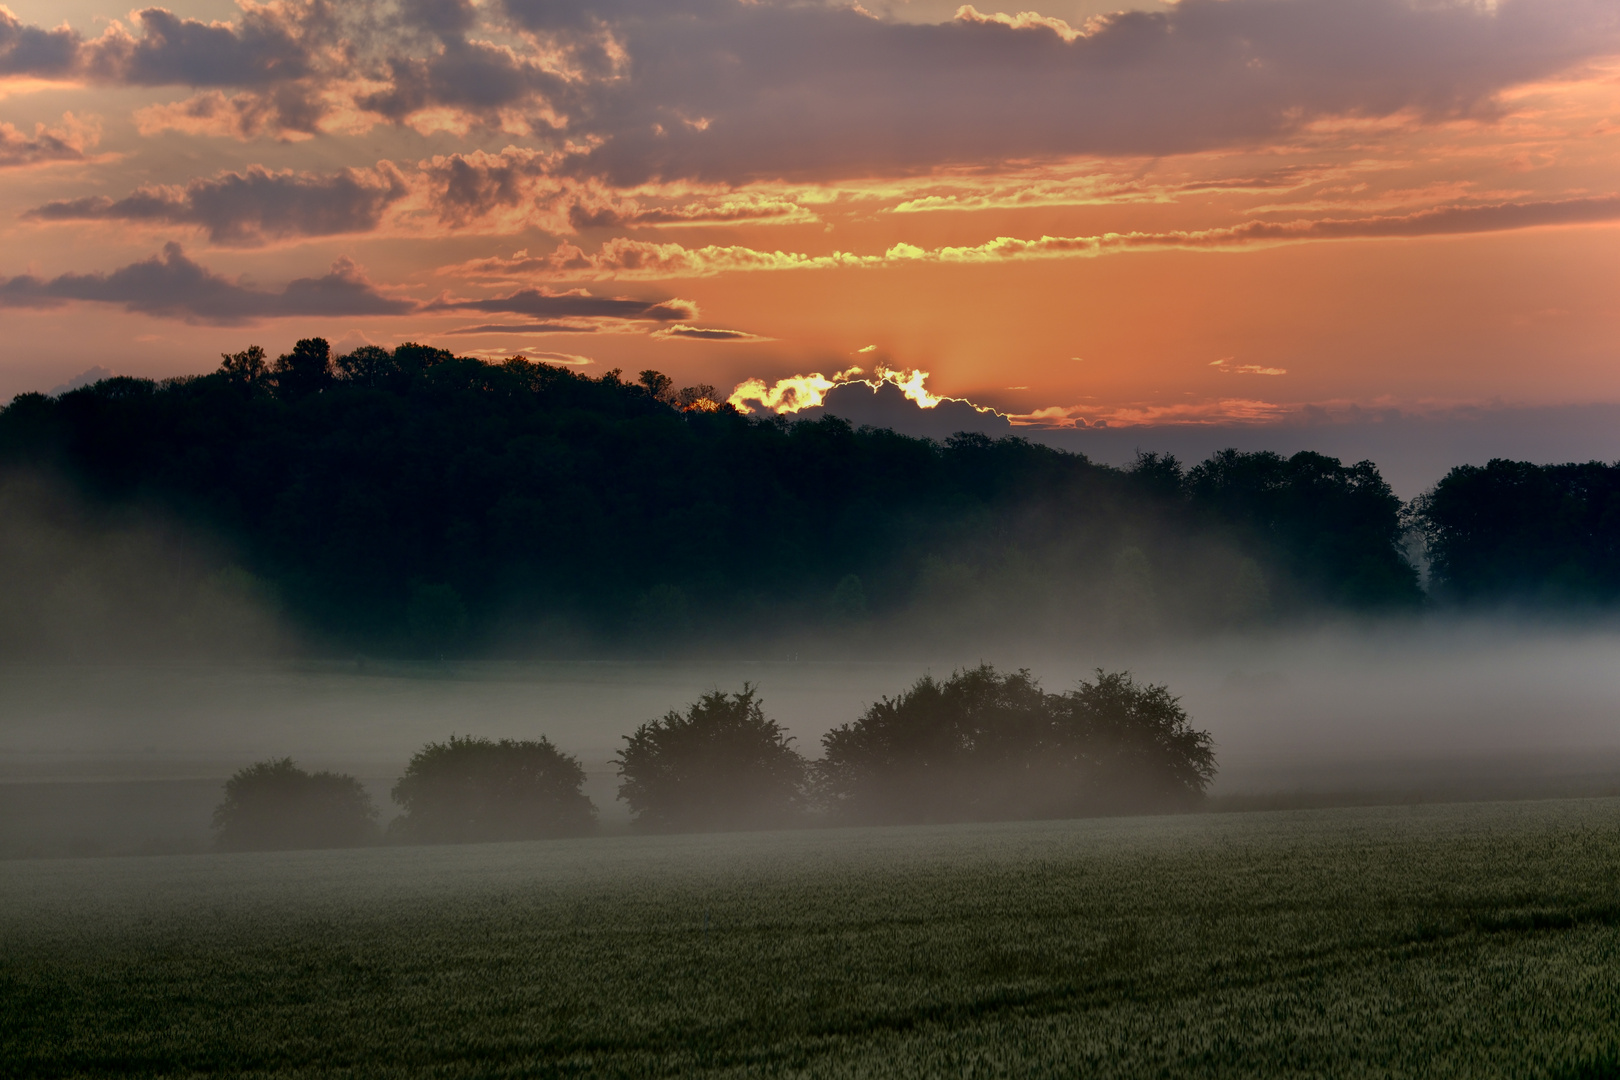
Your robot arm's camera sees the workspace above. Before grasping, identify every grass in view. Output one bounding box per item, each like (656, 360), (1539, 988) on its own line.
(4, 799), (1620, 1078)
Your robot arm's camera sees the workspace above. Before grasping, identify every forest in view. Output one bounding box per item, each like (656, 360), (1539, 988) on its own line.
(0, 338), (1605, 655)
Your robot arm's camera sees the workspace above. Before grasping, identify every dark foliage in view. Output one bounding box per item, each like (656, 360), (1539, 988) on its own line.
(212, 757), (378, 851)
(819, 665), (1214, 824)
(1184, 449), (1420, 608)
(617, 686), (809, 832)
(0, 342), (1421, 652)
(390, 735), (595, 843)
(1416, 459), (1620, 604)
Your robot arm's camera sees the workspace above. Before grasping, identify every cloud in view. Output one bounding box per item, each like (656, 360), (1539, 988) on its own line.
(1211, 357), (1288, 376)
(1010, 399), (1297, 428)
(2, 3), (349, 138)
(425, 287), (697, 322)
(728, 363), (1001, 416)
(461, 193), (1620, 281)
(132, 88), (330, 140)
(525, 351), (594, 365)
(0, 113), (98, 168)
(542, 0), (1620, 185)
(650, 324), (770, 341)
(0, 8), (81, 78)
(443, 321), (598, 335)
(26, 163), (409, 245)
(0, 243), (413, 325)
(6, 0), (1614, 180)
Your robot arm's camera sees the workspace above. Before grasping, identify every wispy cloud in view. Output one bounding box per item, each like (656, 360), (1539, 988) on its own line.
(456, 194), (1620, 281)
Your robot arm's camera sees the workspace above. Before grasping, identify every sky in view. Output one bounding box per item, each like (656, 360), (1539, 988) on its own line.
(2, 0), (1619, 488)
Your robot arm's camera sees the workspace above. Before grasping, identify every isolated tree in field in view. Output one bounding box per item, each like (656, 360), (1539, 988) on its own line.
(617, 686), (809, 832)
(819, 665), (1214, 824)
(212, 758), (378, 851)
(818, 665), (1050, 823)
(1048, 671), (1216, 812)
(390, 735), (595, 843)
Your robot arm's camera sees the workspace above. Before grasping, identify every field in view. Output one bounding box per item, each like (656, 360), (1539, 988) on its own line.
(4, 799), (1620, 1078)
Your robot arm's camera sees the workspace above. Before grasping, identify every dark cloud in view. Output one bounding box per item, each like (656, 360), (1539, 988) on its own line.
(419, 148), (551, 226)
(551, 0), (1620, 184)
(0, 8), (81, 77)
(806, 382), (1014, 440)
(0, 243), (412, 325)
(4, 0), (1614, 182)
(86, 6), (322, 87)
(427, 289), (696, 321)
(26, 164), (409, 245)
(357, 39), (562, 122)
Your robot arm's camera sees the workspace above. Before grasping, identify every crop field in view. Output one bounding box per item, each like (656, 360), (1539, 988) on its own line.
(4, 799), (1620, 1078)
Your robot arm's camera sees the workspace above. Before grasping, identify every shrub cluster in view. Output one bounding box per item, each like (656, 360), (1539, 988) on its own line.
(212, 665), (1212, 850)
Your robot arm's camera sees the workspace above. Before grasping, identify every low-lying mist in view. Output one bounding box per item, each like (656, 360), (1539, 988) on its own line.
(4, 617), (1620, 857)
(0, 473), (288, 661)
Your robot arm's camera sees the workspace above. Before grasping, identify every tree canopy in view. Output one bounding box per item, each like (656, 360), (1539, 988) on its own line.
(1414, 459), (1620, 605)
(0, 341), (1426, 654)
(819, 666), (1214, 824)
(390, 735), (596, 843)
(616, 686), (809, 832)
(212, 758), (378, 851)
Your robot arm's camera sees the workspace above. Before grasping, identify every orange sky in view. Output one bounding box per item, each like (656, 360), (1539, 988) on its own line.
(1, 0), (1618, 436)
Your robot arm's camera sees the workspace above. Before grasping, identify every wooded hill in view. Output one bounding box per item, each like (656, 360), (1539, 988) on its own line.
(7, 336), (1580, 655)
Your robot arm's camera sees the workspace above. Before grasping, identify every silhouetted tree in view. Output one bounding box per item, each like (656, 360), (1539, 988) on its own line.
(1048, 670), (1215, 812)
(819, 665), (1214, 823)
(617, 686), (809, 832)
(219, 344), (268, 388)
(212, 757), (378, 851)
(390, 735), (595, 843)
(1186, 449), (1421, 608)
(271, 337), (332, 399)
(1415, 459), (1620, 604)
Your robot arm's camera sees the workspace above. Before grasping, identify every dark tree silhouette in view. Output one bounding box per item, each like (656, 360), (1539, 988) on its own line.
(1415, 459), (1620, 604)
(390, 735), (595, 843)
(0, 344), (1423, 653)
(212, 757), (378, 851)
(271, 337), (332, 399)
(617, 686), (809, 832)
(1048, 671), (1215, 812)
(819, 665), (1214, 824)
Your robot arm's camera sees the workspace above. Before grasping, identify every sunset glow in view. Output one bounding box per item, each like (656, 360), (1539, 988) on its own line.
(2, 0), (1618, 435)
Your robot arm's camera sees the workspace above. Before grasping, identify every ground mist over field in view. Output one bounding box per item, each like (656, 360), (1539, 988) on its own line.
(4, 615), (1620, 856)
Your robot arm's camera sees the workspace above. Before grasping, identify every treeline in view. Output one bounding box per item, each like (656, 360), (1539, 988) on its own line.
(1416, 459), (1620, 605)
(212, 665), (1213, 850)
(0, 338), (1425, 654)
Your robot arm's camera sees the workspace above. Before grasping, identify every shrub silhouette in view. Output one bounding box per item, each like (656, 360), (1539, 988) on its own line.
(390, 735), (595, 843)
(819, 665), (1214, 823)
(617, 686), (809, 832)
(212, 758), (378, 851)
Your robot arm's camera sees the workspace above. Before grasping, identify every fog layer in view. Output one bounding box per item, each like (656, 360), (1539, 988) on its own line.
(4, 619), (1620, 855)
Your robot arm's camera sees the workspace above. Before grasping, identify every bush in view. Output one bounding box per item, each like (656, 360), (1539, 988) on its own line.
(617, 686), (809, 832)
(390, 735), (595, 843)
(212, 758), (378, 851)
(819, 665), (1213, 824)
